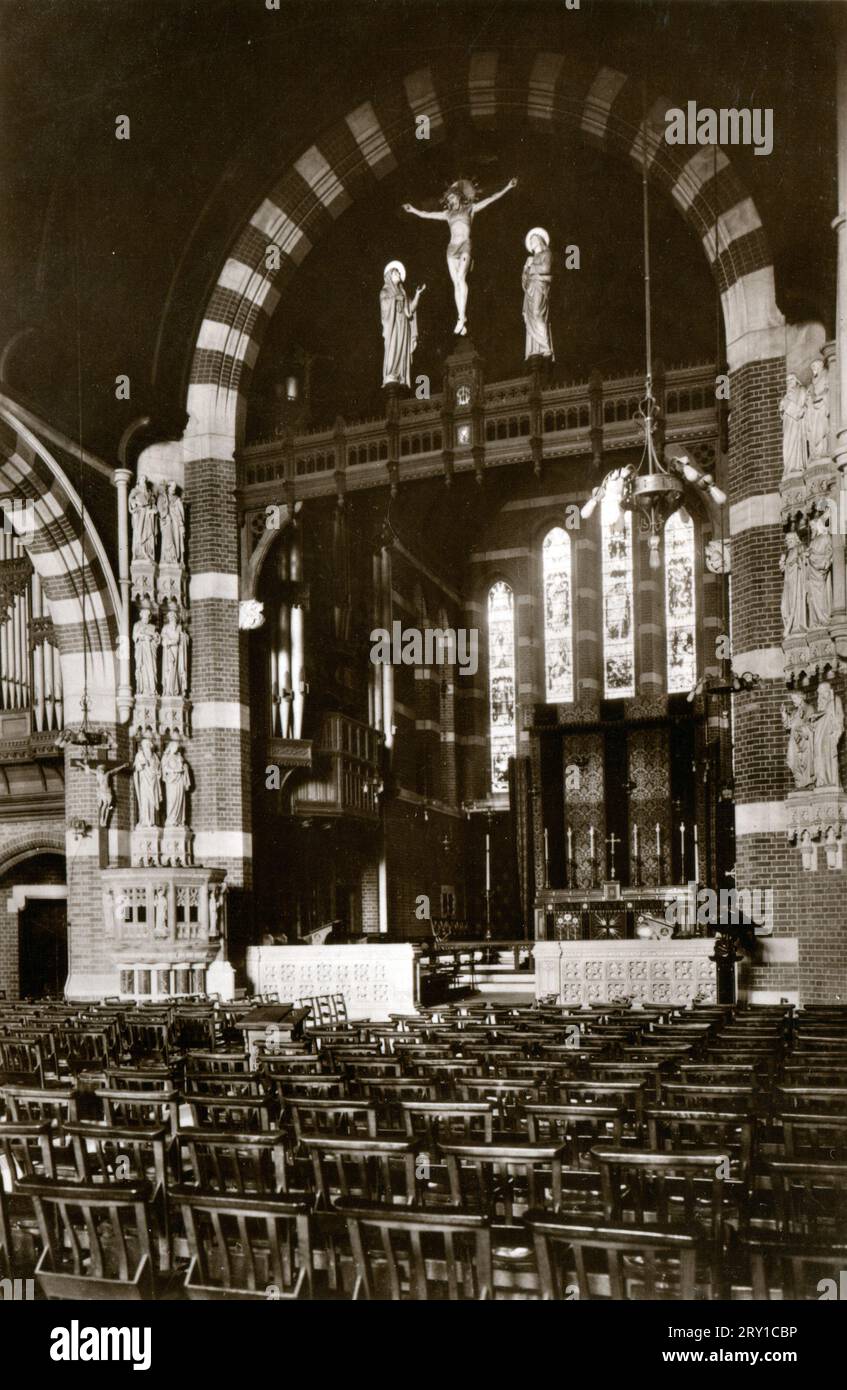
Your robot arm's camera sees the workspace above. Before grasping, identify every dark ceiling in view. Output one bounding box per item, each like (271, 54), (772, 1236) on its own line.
(0, 0), (838, 459)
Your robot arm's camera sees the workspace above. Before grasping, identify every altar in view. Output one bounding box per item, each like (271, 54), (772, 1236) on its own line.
(534, 937), (717, 1007)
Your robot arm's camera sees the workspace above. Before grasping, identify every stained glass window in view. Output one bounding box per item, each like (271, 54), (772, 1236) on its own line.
(488, 581), (516, 793)
(601, 479), (635, 698)
(665, 508), (696, 694)
(542, 527), (574, 702)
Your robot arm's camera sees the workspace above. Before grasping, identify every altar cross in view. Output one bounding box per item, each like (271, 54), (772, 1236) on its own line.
(606, 831), (621, 880)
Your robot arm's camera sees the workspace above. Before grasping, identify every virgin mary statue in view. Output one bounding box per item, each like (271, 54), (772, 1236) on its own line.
(380, 261), (425, 388)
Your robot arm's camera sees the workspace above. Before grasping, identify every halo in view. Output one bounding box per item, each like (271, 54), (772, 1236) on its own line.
(384, 260), (406, 282)
(525, 226), (550, 252)
(442, 178), (478, 207)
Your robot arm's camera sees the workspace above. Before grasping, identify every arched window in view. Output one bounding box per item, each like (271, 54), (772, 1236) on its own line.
(488, 581), (516, 793)
(542, 527), (574, 703)
(665, 508), (697, 694)
(601, 479), (635, 698)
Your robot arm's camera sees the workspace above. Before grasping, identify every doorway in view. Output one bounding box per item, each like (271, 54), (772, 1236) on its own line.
(19, 895), (68, 999)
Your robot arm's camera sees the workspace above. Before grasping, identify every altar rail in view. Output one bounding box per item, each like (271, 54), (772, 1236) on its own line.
(245, 943), (419, 1021)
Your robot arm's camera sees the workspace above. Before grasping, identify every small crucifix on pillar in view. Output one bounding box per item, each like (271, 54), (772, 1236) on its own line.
(606, 831), (621, 881)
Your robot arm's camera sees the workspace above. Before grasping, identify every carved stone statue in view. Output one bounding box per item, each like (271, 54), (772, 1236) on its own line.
(238, 599), (265, 630)
(782, 692), (815, 789)
(153, 885), (169, 939)
(779, 374), (807, 475)
(403, 176), (517, 336)
(805, 358), (830, 461)
(812, 681), (844, 790)
(80, 760), (129, 828)
(380, 261), (425, 389)
(208, 885), (219, 939)
(522, 228), (554, 360)
(805, 509), (833, 629)
(160, 608), (189, 697)
(208, 884), (226, 940)
(132, 607), (159, 696)
(780, 530), (806, 635)
(133, 736), (162, 827)
(161, 738), (190, 827)
(128, 477), (157, 562)
(158, 482), (185, 565)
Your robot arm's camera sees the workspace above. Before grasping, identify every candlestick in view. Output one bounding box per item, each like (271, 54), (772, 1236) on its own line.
(633, 823), (639, 859)
(485, 831), (491, 892)
(566, 826), (573, 859)
(589, 824), (595, 858)
(693, 823), (700, 883)
(544, 828), (549, 886)
(679, 821), (686, 884)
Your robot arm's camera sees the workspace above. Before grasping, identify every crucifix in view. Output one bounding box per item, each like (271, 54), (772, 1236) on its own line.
(606, 831), (621, 881)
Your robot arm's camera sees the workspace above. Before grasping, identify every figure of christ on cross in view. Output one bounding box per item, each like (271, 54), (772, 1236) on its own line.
(606, 831), (621, 881)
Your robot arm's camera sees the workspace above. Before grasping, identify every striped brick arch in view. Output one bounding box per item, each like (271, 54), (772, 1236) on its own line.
(0, 407), (120, 723)
(187, 53), (783, 447)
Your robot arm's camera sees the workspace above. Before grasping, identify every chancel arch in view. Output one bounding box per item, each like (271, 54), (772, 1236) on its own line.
(183, 52), (781, 454)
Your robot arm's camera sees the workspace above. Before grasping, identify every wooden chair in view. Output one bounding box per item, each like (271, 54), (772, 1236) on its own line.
(779, 1111), (847, 1161)
(400, 1100), (495, 1147)
(64, 1121), (173, 1271)
(102, 1066), (177, 1092)
(336, 1198), (494, 1300)
(97, 1086), (180, 1137)
(290, 1098), (378, 1144)
(658, 1081), (756, 1114)
(557, 1081), (647, 1139)
(174, 1187), (314, 1298)
(778, 1085), (847, 1115)
(177, 1128), (299, 1196)
(591, 1146), (734, 1251)
(741, 1232), (847, 1300)
(2, 1084), (78, 1128)
(279, 1075), (347, 1101)
(525, 1211), (706, 1300)
(19, 1176), (157, 1299)
(590, 1061), (668, 1102)
(182, 1070), (269, 1100)
(0, 1039), (45, 1089)
(185, 1051), (253, 1075)
(647, 1108), (755, 1179)
(303, 1135), (419, 1208)
(765, 1159), (847, 1240)
(439, 1141), (567, 1224)
(525, 1103), (623, 1166)
(457, 1078), (544, 1135)
(181, 1093), (278, 1133)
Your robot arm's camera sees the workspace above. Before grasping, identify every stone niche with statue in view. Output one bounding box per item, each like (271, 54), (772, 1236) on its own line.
(101, 865), (228, 969)
(779, 341), (847, 867)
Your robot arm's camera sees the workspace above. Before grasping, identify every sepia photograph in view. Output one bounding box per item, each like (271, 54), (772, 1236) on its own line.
(0, 0), (845, 1339)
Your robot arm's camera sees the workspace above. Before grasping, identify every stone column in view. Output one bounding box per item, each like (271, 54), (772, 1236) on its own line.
(181, 439), (252, 959)
(834, 18), (847, 475)
(728, 356), (803, 1002)
(113, 468), (133, 724)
